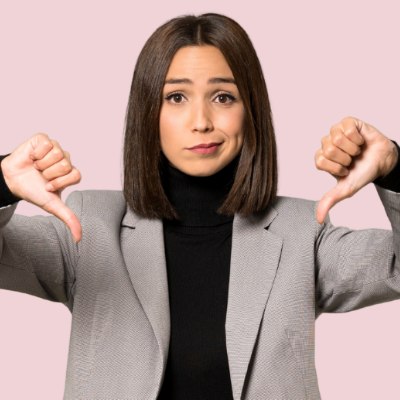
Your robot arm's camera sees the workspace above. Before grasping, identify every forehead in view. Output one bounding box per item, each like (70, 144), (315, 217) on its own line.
(165, 45), (233, 80)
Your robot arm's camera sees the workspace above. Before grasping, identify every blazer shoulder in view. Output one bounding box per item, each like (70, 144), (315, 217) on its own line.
(269, 195), (319, 233)
(65, 190), (127, 226)
(273, 194), (317, 216)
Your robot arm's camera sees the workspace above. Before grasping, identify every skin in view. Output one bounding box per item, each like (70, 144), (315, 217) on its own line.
(0, 55), (397, 239)
(1, 134), (82, 242)
(315, 117), (398, 223)
(159, 45), (245, 177)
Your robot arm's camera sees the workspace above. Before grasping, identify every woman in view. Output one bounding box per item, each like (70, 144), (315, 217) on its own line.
(0, 13), (399, 400)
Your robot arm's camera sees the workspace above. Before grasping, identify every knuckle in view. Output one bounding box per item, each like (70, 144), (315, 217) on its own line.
(50, 180), (60, 190)
(334, 165), (343, 175)
(332, 133), (343, 147)
(315, 154), (325, 169)
(60, 159), (72, 172)
(33, 159), (43, 168)
(33, 132), (50, 141)
(343, 156), (352, 167)
(325, 145), (336, 158)
(52, 147), (63, 158)
(343, 128), (354, 138)
(73, 168), (82, 182)
(342, 184), (355, 198)
(337, 165), (349, 176)
(32, 135), (52, 152)
(348, 146), (359, 157)
(341, 116), (355, 124)
(40, 140), (52, 150)
(329, 124), (340, 135)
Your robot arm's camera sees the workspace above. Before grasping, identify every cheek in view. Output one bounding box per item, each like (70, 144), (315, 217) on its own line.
(159, 109), (178, 151)
(159, 108), (170, 138)
(217, 108), (244, 141)
(159, 108), (188, 170)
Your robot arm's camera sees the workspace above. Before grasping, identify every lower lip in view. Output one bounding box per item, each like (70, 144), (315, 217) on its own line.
(188, 144), (221, 154)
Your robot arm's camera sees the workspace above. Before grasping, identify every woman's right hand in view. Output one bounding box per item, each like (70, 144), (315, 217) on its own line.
(1, 133), (82, 242)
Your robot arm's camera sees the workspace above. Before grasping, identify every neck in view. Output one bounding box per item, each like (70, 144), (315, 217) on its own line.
(161, 156), (239, 227)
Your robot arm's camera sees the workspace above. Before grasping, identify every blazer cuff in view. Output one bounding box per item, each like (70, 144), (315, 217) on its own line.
(0, 154), (21, 207)
(373, 141), (400, 193)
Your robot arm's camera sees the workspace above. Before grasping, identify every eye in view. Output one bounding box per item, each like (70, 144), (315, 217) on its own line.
(165, 92), (186, 104)
(214, 93), (236, 104)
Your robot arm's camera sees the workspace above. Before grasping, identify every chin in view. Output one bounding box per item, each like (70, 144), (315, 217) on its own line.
(182, 168), (217, 177)
(183, 162), (226, 177)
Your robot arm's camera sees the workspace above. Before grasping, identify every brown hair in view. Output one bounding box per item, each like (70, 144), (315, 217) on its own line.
(123, 13), (277, 219)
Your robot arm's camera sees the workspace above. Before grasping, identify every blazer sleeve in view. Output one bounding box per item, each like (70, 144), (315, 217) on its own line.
(315, 185), (400, 314)
(0, 192), (82, 310)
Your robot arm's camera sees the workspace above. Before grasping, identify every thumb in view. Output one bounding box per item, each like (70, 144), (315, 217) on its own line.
(316, 184), (347, 224)
(43, 197), (82, 242)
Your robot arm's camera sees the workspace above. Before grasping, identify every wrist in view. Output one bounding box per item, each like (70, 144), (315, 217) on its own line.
(381, 140), (399, 178)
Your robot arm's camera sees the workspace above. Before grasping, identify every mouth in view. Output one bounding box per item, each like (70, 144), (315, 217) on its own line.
(186, 142), (222, 155)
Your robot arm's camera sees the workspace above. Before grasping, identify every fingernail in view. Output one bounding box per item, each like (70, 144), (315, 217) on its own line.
(45, 183), (54, 191)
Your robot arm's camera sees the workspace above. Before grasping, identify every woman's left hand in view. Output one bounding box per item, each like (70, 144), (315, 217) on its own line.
(315, 116), (398, 224)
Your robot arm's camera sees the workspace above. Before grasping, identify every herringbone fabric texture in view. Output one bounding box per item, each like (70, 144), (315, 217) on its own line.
(0, 185), (399, 399)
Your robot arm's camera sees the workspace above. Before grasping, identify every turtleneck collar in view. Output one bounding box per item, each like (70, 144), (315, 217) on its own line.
(161, 155), (239, 227)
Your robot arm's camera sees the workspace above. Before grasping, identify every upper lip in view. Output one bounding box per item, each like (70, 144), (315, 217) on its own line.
(187, 142), (222, 149)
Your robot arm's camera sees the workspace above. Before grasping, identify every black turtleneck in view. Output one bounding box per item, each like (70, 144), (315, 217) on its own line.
(157, 157), (238, 400)
(1, 148), (400, 400)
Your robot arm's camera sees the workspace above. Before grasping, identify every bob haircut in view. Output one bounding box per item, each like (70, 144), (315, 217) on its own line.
(123, 13), (277, 219)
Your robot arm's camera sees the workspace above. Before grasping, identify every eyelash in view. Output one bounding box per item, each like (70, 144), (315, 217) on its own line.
(165, 92), (186, 104)
(214, 93), (237, 104)
(164, 92), (237, 104)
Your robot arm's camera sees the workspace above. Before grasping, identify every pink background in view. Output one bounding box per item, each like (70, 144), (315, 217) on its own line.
(1, 0), (399, 398)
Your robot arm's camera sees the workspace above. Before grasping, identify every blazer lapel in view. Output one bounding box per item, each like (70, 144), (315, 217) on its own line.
(120, 209), (170, 370)
(120, 204), (282, 399)
(226, 206), (283, 400)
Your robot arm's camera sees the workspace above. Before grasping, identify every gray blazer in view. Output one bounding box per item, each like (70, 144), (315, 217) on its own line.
(1, 185), (399, 399)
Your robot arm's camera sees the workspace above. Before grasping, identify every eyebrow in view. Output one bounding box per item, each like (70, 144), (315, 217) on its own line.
(164, 77), (236, 85)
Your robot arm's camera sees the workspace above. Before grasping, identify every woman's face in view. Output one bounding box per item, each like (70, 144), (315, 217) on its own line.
(159, 45), (245, 177)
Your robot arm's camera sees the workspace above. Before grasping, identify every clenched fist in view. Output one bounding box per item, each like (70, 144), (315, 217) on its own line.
(1, 134), (82, 242)
(315, 117), (398, 224)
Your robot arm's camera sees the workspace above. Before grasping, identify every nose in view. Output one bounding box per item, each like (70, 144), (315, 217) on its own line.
(191, 102), (213, 133)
